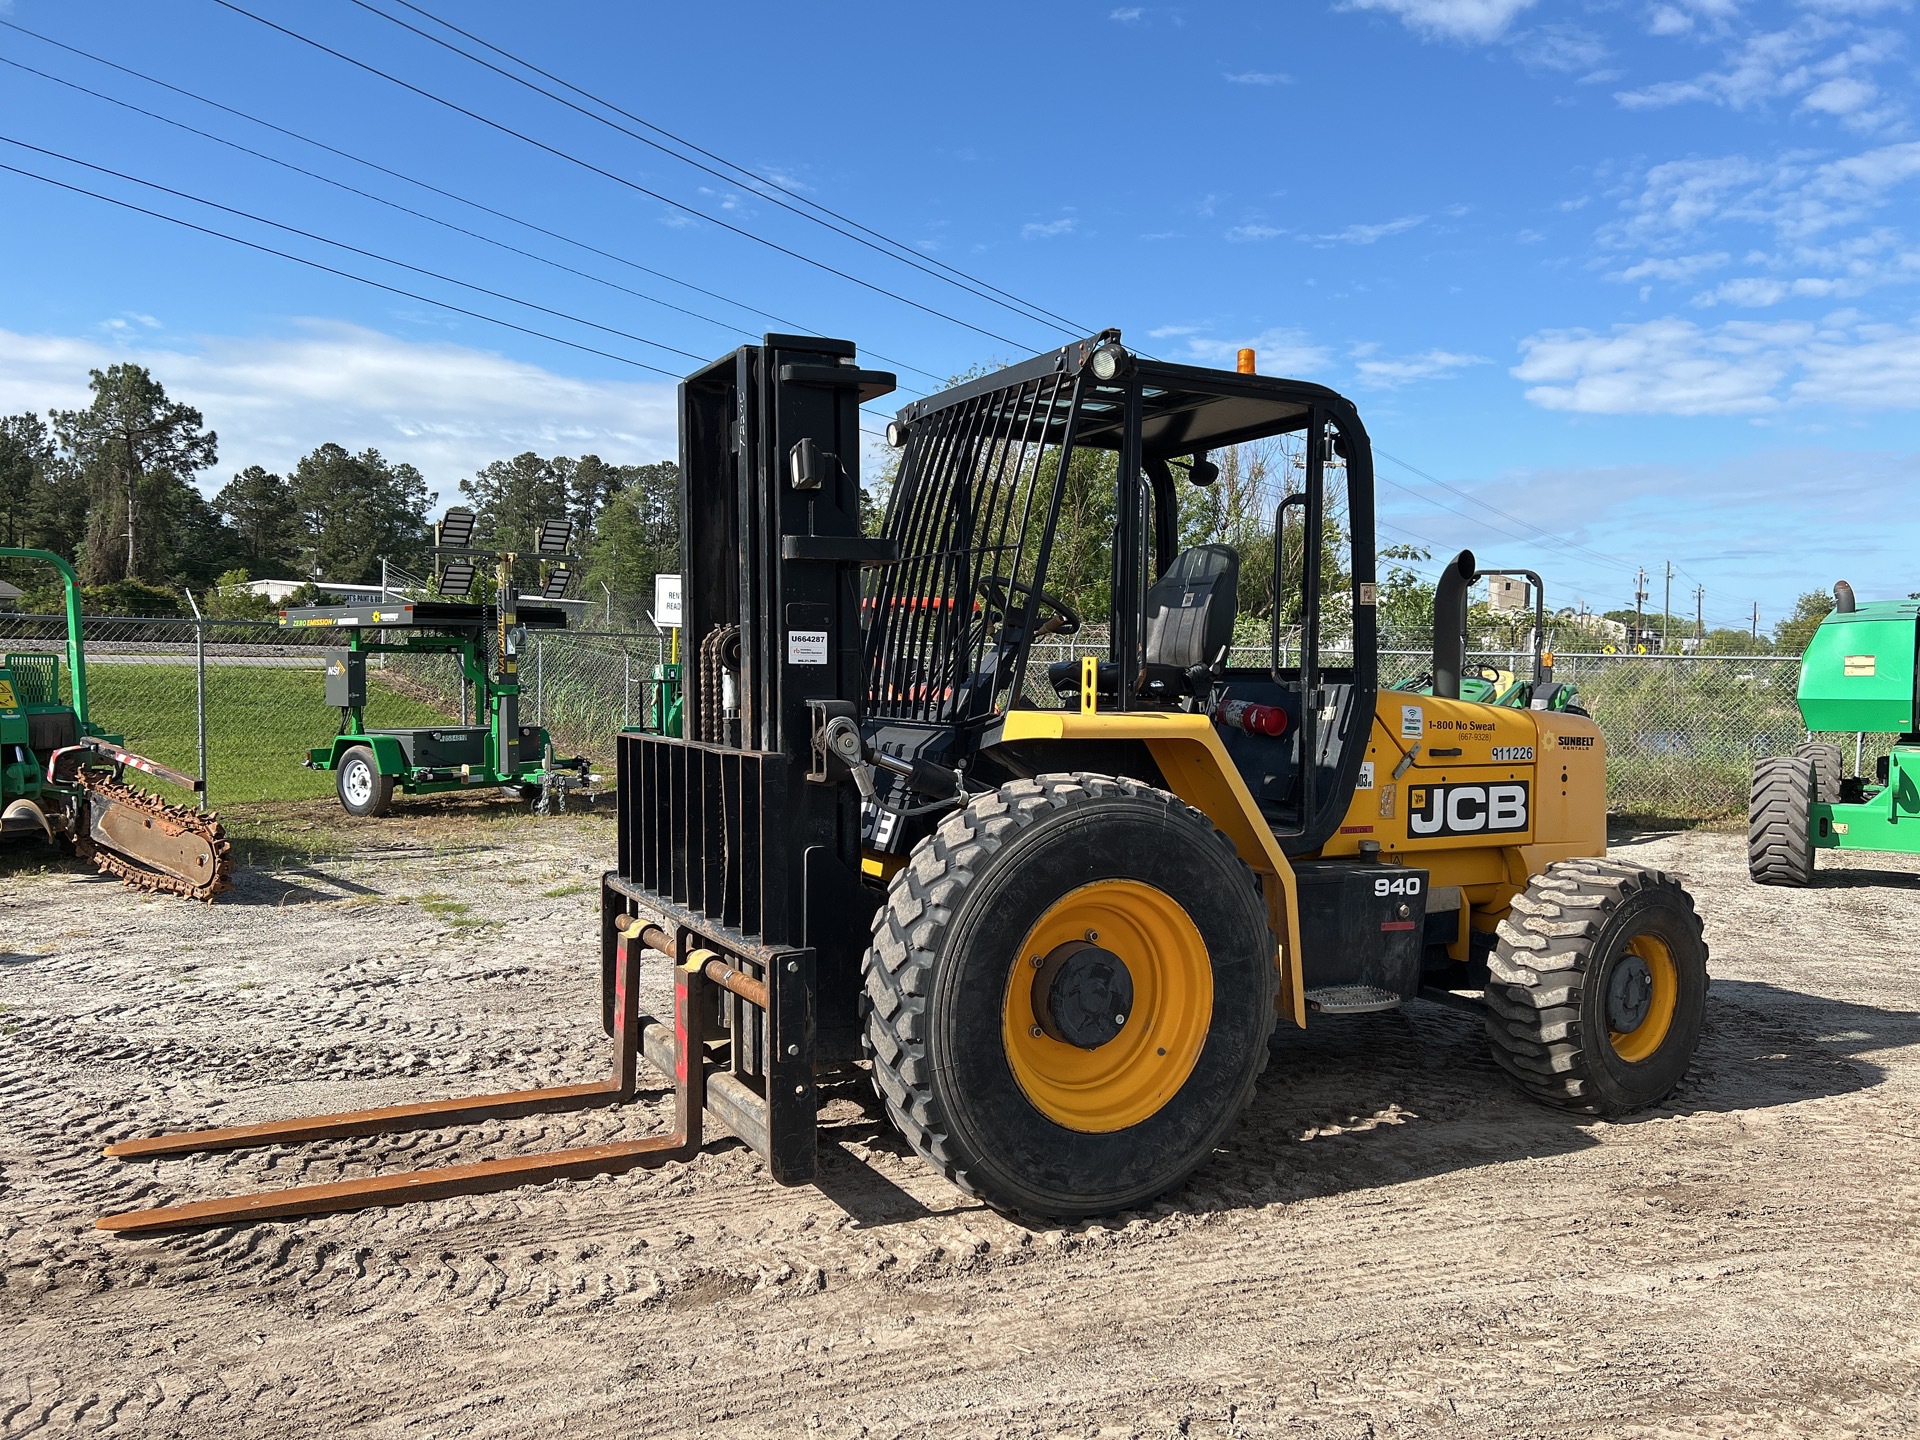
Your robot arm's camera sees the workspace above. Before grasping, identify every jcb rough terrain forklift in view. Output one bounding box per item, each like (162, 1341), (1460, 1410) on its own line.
(1750, 580), (1920, 884)
(95, 334), (1707, 1233)
(1, 547), (232, 900)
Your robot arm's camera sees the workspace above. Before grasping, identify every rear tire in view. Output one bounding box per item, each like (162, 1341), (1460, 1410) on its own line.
(1484, 858), (1708, 1116)
(336, 745), (395, 818)
(1792, 740), (1842, 804)
(863, 773), (1277, 1221)
(1749, 755), (1815, 886)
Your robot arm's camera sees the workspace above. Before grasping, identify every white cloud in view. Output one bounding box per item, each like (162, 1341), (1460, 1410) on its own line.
(1342, 0), (1537, 43)
(1352, 348), (1491, 387)
(1020, 217), (1076, 240)
(1613, 252), (1732, 282)
(1225, 223), (1288, 241)
(1617, 15), (1906, 132)
(1224, 71), (1292, 85)
(1509, 23), (1610, 74)
(1513, 312), (1920, 414)
(1692, 275), (1855, 306)
(1313, 214), (1428, 245)
(1165, 326), (1332, 374)
(1109, 6), (1145, 19)
(0, 320), (676, 495)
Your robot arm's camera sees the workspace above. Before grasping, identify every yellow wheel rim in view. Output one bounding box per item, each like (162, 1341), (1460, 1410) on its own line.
(1001, 879), (1212, 1133)
(1608, 932), (1678, 1064)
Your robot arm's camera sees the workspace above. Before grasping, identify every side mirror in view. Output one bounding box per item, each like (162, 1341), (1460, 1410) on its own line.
(1187, 453), (1219, 486)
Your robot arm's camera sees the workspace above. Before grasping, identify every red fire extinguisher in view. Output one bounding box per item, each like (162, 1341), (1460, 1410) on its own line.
(1213, 697), (1289, 737)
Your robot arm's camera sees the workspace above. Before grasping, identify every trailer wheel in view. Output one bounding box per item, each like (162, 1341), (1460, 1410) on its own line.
(336, 745), (395, 818)
(1484, 859), (1708, 1116)
(1792, 740), (1843, 804)
(1748, 755), (1815, 886)
(863, 773), (1277, 1222)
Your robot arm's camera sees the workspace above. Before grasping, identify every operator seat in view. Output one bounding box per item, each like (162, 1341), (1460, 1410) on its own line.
(1049, 543), (1240, 704)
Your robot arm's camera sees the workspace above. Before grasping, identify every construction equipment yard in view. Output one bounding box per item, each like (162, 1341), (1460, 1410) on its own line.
(3, 807), (1916, 1439)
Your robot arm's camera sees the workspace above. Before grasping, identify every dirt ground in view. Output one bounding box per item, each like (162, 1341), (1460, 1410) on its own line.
(3, 803), (1918, 1440)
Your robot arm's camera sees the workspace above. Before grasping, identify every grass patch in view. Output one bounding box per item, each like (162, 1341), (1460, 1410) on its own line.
(540, 882), (588, 898)
(85, 662), (456, 806)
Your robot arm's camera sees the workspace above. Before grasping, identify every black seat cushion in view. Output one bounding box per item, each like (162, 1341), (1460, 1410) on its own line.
(1145, 544), (1239, 672)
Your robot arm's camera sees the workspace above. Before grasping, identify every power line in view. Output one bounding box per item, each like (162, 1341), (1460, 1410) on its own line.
(208, 0), (1038, 351)
(1374, 447), (1642, 577)
(0, 157), (683, 378)
(358, 0), (1088, 341)
(0, 56), (763, 347)
(0, 19), (945, 390)
(0, 134), (717, 367)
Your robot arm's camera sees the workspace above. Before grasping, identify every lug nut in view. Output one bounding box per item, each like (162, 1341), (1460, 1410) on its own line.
(1085, 929), (1099, 941)
(1114, 1013), (1127, 1026)
(1030, 1025), (1043, 1039)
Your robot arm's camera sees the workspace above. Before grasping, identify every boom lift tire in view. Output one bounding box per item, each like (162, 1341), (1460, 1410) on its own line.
(1792, 740), (1843, 804)
(1748, 755), (1816, 886)
(336, 745), (395, 818)
(1484, 858), (1708, 1117)
(863, 773), (1277, 1221)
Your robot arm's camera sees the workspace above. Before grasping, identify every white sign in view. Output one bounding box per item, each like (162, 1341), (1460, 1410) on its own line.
(1400, 704), (1424, 739)
(787, 630), (829, 666)
(1357, 760), (1375, 790)
(654, 573), (683, 628)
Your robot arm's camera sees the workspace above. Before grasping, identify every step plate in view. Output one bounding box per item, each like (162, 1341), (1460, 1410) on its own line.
(1305, 985), (1404, 1015)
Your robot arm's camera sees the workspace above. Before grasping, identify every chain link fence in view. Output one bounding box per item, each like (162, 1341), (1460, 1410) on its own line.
(1, 614), (1893, 820)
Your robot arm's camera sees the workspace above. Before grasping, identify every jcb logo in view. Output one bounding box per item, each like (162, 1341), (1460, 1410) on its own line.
(1408, 782), (1529, 837)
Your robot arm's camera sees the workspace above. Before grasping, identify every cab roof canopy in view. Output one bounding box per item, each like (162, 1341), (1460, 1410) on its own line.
(893, 337), (1350, 460)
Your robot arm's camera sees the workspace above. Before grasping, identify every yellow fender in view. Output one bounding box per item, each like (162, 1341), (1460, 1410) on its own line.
(994, 710), (1307, 1028)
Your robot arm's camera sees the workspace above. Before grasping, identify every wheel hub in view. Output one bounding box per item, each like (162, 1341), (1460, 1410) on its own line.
(1032, 941), (1134, 1050)
(343, 763), (373, 805)
(1608, 953), (1654, 1034)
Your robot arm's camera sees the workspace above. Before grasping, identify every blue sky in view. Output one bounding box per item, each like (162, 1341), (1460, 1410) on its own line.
(0, 0), (1915, 629)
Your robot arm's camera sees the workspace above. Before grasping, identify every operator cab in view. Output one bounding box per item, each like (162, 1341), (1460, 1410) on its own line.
(863, 332), (1376, 856)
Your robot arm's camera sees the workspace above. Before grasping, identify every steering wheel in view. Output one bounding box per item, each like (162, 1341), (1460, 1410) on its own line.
(1469, 662), (1504, 684)
(977, 575), (1082, 638)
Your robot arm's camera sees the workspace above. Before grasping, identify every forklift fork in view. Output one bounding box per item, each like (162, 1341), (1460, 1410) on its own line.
(96, 921), (710, 1234)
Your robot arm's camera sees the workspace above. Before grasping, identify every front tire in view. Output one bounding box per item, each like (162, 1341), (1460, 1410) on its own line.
(1749, 755), (1815, 886)
(1484, 858), (1708, 1117)
(863, 773), (1277, 1221)
(336, 745), (395, 818)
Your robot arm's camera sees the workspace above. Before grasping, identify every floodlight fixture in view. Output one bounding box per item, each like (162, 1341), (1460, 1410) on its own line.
(541, 563), (572, 600)
(438, 558), (477, 598)
(537, 517), (576, 555)
(437, 506), (477, 550)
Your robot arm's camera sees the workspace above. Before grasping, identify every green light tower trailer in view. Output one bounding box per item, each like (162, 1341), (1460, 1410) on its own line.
(289, 508), (595, 817)
(1749, 582), (1920, 884)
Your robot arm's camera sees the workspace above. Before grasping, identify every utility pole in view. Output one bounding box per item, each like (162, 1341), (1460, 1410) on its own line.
(1751, 601), (1760, 643)
(1634, 566), (1648, 650)
(1663, 561), (1674, 652)
(1694, 585), (1705, 641)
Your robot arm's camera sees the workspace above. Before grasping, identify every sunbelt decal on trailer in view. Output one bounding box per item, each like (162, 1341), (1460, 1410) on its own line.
(1408, 782), (1529, 837)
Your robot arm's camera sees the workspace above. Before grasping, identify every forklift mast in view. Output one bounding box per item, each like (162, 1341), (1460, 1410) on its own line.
(604, 335), (896, 1182)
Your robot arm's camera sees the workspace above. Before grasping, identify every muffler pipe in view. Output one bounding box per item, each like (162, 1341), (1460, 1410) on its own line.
(1432, 549), (1477, 701)
(1834, 580), (1856, 614)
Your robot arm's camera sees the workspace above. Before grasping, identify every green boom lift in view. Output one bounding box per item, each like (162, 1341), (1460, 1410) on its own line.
(1749, 581), (1920, 884)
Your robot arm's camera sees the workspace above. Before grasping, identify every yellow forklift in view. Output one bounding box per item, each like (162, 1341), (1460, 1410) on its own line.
(98, 333), (1706, 1231)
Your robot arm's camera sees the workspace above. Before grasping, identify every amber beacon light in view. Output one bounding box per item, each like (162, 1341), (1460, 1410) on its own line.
(1237, 348), (1256, 374)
